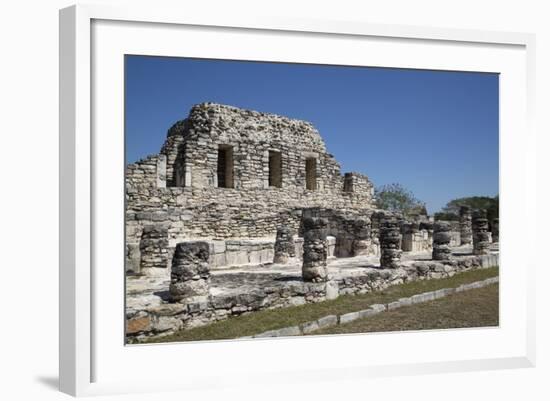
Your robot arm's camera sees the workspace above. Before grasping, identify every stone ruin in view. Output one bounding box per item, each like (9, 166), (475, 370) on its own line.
(432, 221), (452, 260)
(379, 217), (402, 269)
(273, 226), (296, 264)
(125, 103), (499, 340)
(472, 209), (491, 255)
(126, 103), (376, 276)
(459, 206), (473, 245)
(302, 217), (329, 282)
(492, 218), (499, 243)
(169, 241), (211, 303)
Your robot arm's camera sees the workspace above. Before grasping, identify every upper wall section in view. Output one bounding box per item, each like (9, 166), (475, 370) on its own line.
(159, 103), (343, 191)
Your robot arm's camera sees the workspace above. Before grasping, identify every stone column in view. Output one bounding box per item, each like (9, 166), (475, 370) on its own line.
(472, 210), (491, 255)
(302, 217), (329, 282)
(379, 217), (402, 268)
(432, 221), (452, 260)
(459, 206), (473, 245)
(352, 218), (371, 256)
(492, 218), (499, 243)
(169, 241), (211, 302)
(273, 226), (296, 264)
(401, 222), (419, 252)
(139, 225), (169, 272)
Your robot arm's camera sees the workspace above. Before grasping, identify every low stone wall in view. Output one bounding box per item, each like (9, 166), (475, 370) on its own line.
(126, 252), (499, 340)
(138, 235), (338, 275)
(208, 239), (274, 269)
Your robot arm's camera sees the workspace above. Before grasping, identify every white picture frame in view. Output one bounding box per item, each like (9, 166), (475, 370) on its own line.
(59, 3), (536, 397)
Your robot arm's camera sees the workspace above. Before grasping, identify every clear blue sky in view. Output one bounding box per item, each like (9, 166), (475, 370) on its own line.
(125, 55), (499, 214)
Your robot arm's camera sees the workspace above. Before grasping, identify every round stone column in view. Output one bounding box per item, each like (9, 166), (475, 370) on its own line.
(432, 221), (452, 260)
(169, 241), (211, 302)
(302, 217), (329, 282)
(273, 226), (296, 264)
(352, 218), (371, 256)
(491, 218), (499, 243)
(472, 210), (491, 255)
(379, 217), (402, 269)
(459, 206), (473, 245)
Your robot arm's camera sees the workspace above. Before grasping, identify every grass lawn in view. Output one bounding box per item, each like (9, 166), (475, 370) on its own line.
(137, 266), (498, 344)
(311, 283), (499, 335)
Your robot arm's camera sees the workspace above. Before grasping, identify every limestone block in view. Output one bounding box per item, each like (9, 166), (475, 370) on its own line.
(339, 311), (361, 324)
(317, 315), (338, 329)
(300, 320), (320, 334)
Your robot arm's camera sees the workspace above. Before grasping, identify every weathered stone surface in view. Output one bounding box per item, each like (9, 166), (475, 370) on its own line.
(472, 209), (491, 255)
(432, 221), (452, 260)
(273, 226), (296, 263)
(302, 217), (329, 282)
(317, 315), (338, 328)
(139, 225), (169, 272)
(459, 206), (473, 245)
(125, 103), (376, 273)
(379, 217), (402, 269)
(325, 280), (339, 300)
(351, 219), (371, 256)
(126, 248), (500, 339)
(370, 304), (386, 313)
(339, 311), (361, 324)
(492, 218), (499, 243)
(300, 320), (320, 334)
(169, 241), (211, 302)
(126, 314), (152, 335)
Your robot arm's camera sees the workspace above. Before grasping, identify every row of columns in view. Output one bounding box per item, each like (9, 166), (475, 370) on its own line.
(166, 209), (499, 301)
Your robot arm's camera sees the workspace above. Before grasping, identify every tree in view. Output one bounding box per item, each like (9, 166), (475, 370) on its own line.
(439, 195), (499, 223)
(374, 183), (426, 217)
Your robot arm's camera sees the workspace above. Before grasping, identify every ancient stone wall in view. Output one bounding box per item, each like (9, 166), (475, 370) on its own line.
(126, 154), (166, 189)
(126, 103), (376, 274)
(301, 207), (379, 257)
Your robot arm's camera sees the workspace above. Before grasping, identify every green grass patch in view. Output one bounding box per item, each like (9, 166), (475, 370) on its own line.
(312, 283), (499, 335)
(138, 266), (498, 344)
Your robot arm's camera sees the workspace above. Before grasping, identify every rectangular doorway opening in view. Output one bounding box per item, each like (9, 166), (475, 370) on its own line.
(217, 145), (234, 188)
(305, 157), (316, 191)
(268, 151), (282, 188)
